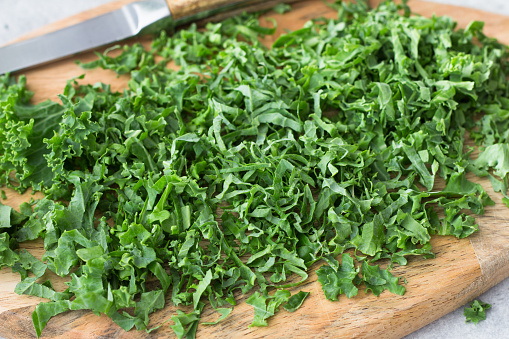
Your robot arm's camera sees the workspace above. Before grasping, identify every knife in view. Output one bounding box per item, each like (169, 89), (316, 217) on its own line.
(0, 0), (297, 75)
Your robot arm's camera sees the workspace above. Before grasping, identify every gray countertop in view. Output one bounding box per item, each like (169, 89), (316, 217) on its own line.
(0, 0), (508, 338)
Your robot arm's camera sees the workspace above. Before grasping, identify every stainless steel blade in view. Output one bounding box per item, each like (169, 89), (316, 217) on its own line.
(0, 0), (171, 75)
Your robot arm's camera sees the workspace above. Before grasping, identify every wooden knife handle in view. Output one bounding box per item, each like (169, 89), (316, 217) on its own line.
(167, 0), (302, 22)
(167, 0), (246, 20)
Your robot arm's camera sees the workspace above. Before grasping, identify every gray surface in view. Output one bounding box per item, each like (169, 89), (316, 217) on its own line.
(0, 0), (508, 338)
(425, 0), (509, 16)
(0, 0), (114, 46)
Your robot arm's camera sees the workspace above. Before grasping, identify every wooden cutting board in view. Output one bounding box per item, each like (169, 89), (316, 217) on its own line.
(1, 1), (509, 338)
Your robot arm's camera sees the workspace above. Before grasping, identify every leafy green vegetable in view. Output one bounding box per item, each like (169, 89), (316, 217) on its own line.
(361, 262), (405, 297)
(246, 289), (291, 327)
(32, 301), (71, 338)
(474, 144), (509, 179)
(464, 299), (492, 324)
(316, 254), (359, 301)
(171, 303), (203, 339)
(273, 3), (292, 14)
(11, 250), (46, 278)
(1, 0), (508, 337)
(202, 307), (233, 325)
(283, 291), (310, 312)
(0, 75), (65, 191)
(316, 253), (405, 301)
(0, 232), (18, 269)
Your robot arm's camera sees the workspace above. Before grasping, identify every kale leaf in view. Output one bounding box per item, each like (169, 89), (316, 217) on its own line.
(464, 299), (492, 324)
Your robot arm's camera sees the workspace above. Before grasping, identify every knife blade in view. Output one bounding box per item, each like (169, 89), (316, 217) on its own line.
(0, 0), (297, 75)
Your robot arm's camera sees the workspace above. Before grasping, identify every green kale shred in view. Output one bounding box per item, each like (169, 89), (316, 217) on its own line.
(464, 299), (492, 324)
(1, 0), (508, 337)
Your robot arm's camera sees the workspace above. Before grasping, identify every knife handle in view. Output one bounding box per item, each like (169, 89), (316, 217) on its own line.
(168, 0), (300, 22)
(167, 0), (245, 20)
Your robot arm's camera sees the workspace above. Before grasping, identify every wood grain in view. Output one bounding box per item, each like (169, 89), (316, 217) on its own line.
(168, 0), (264, 20)
(1, 1), (509, 338)
(167, 0), (304, 24)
